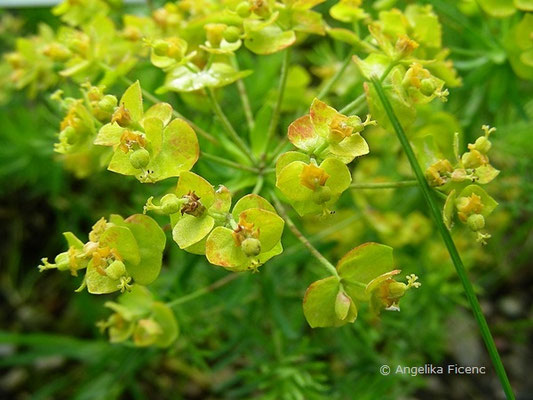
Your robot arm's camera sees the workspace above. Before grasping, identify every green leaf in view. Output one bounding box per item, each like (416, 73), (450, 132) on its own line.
(475, 164), (500, 184)
(245, 25), (296, 55)
(86, 259), (120, 295)
(94, 123), (124, 147)
(353, 53), (391, 80)
(151, 302), (179, 348)
(320, 158), (352, 193)
(477, 0), (516, 17)
(322, 133), (369, 164)
(211, 185), (232, 213)
(175, 171), (216, 209)
(302, 277), (357, 328)
(100, 226), (140, 266)
(63, 232), (84, 249)
(232, 194), (276, 217)
(120, 81), (143, 122)
(122, 214), (166, 285)
(275, 151), (310, 176)
(458, 185), (498, 217)
(515, 0), (533, 11)
(443, 189), (457, 230)
(257, 241), (283, 265)
(405, 5), (442, 48)
(143, 103), (173, 127)
(287, 115), (321, 152)
(118, 285), (154, 317)
(159, 63), (252, 93)
(205, 227), (249, 270)
(309, 97), (338, 138)
(150, 118), (199, 181)
(336, 242), (394, 302)
(238, 208), (284, 252)
(326, 27), (361, 46)
(172, 214), (215, 249)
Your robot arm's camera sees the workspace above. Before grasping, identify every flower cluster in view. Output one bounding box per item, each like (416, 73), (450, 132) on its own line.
(145, 172), (285, 272)
(303, 243), (420, 327)
(423, 125), (499, 244)
(276, 99), (373, 215)
(39, 214), (166, 294)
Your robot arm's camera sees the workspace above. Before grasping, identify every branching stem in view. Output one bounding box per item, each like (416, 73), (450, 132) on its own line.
(263, 48), (291, 159)
(317, 51), (353, 100)
(271, 192), (339, 279)
(232, 56), (255, 133)
(167, 274), (240, 308)
(350, 180), (418, 189)
(201, 152), (258, 173)
(206, 88), (256, 164)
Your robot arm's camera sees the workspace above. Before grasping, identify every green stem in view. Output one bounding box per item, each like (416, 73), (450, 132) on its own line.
(339, 93), (366, 115)
(339, 61), (397, 115)
(167, 273), (240, 308)
(317, 51), (353, 100)
(270, 191), (339, 279)
(232, 56), (255, 133)
(206, 88), (256, 164)
(267, 137), (290, 165)
(201, 152), (258, 173)
(371, 78), (515, 400)
(263, 48), (291, 159)
(252, 175), (264, 195)
(350, 180), (418, 189)
(116, 75), (219, 145)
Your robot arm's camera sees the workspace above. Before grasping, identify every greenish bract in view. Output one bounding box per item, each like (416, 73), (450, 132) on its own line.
(97, 286), (179, 348)
(205, 194), (285, 272)
(303, 243), (420, 328)
(38, 214), (166, 294)
(276, 153), (351, 216)
(94, 81), (199, 182)
(287, 98), (371, 163)
(415, 125), (499, 244)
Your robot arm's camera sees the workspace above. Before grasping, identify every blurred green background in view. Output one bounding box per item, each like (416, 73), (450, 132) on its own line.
(1, 1), (532, 399)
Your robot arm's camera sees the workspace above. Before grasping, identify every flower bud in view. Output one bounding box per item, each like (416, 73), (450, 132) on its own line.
(106, 260), (126, 280)
(59, 126), (78, 145)
(98, 95), (118, 113)
(395, 35), (419, 58)
(153, 39), (170, 57)
(236, 1), (251, 18)
(129, 148), (150, 169)
(133, 319), (162, 347)
(462, 149), (487, 169)
(471, 136), (492, 154)
(223, 26), (241, 43)
(161, 193), (181, 214)
(241, 237), (261, 257)
(335, 291), (351, 320)
(43, 43), (71, 61)
(467, 213), (485, 231)
(54, 252), (71, 271)
(251, 0), (270, 17)
(388, 281), (407, 299)
(205, 24), (226, 47)
(420, 78), (436, 96)
(312, 185), (332, 204)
